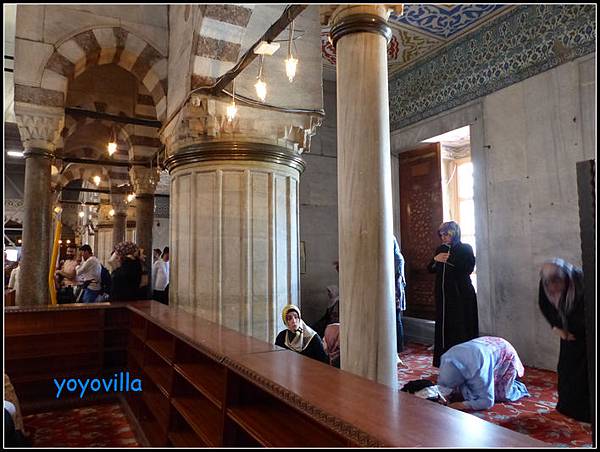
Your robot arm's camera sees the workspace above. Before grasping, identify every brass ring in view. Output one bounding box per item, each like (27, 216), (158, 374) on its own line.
(330, 14), (392, 47)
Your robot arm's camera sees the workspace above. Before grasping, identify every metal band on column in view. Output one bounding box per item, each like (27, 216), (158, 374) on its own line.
(23, 148), (54, 160)
(164, 142), (306, 174)
(330, 13), (392, 47)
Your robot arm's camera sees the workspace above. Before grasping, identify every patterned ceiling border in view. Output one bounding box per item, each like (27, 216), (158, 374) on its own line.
(389, 4), (508, 39)
(389, 4), (596, 131)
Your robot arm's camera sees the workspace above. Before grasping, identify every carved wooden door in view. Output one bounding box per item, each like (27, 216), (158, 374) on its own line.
(398, 143), (443, 320)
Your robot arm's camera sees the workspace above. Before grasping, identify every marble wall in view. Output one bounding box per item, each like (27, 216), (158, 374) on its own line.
(299, 80), (339, 325)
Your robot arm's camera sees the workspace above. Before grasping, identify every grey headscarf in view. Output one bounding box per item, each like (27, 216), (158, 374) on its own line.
(539, 258), (583, 330)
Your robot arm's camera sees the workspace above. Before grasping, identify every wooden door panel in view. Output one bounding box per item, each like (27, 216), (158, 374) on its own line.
(399, 144), (443, 320)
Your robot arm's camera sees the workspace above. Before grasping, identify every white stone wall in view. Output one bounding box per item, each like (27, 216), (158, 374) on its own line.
(390, 54), (596, 370)
(299, 80), (339, 325)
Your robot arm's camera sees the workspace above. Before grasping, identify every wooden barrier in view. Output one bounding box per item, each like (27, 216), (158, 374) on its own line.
(5, 301), (548, 447)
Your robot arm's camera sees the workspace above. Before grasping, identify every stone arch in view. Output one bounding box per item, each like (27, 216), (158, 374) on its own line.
(190, 4), (255, 88)
(55, 163), (112, 189)
(41, 26), (167, 121)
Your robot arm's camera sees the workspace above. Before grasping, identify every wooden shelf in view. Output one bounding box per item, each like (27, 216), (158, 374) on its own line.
(142, 381), (170, 426)
(5, 328), (103, 338)
(131, 327), (145, 342)
(146, 339), (173, 364)
(172, 397), (221, 446)
(143, 364), (171, 397)
(10, 365), (103, 384)
(174, 363), (223, 409)
(5, 346), (103, 360)
(168, 430), (205, 447)
(227, 405), (346, 447)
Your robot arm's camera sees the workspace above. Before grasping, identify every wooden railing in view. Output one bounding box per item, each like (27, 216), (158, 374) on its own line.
(4, 301), (548, 447)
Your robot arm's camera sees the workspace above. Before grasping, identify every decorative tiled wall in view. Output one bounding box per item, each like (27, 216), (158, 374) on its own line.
(389, 4), (596, 131)
(154, 196), (170, 218)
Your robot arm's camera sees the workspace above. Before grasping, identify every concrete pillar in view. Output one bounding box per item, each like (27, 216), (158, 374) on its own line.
(131, 167), (160, 298)
(14, 104), (64, 306)
(110, 192), (128, 249)
(330, 4), (398, 389)
(165, 143), (304, 342)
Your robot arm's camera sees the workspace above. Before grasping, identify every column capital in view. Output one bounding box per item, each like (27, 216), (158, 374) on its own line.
(14, 102), (65, 152)
(329, 5), (398, 47)
(109, 190), (129, 215)
(130, 167), (160, 196)
(161, 96), (322, 158)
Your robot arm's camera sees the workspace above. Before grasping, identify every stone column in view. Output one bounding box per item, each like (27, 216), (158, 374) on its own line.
(14, 103), (64, 306)
(165, 143), (304, 343)
(131, 167), (159, 297)
(161, 89), (321, 342)
(110, 191), (128, 249)
(330, 5), (398, 389)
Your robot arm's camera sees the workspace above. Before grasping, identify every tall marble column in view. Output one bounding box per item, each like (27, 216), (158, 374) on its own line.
(14, 104), (64, 306)
(131, 167), (159, 297)
(330, 5), (398, 389)
(110, 191), (128, 249)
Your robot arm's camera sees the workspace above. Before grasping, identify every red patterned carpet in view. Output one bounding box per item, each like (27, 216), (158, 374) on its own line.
(398, 342), (593, 447)
(24, 402), (139, 447)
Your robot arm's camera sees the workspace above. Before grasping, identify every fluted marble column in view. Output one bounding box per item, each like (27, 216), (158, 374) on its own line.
(165, 143), (304, 343)
(14, 104), (63, 306)
(331, 5), (398, 389)
(110, 192), (128, 249)
(131, 167), (159, 297)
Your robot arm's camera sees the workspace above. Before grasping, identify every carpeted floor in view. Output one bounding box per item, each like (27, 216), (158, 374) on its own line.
(398, 342), (593, 447)
(24, 402), (139, 447)
(22, 343), (593, 447)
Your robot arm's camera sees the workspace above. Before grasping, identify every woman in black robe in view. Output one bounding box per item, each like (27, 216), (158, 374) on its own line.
(538, 258), (590, 423)
(428, 221), (479, 367)
(275, 304), (329, 364)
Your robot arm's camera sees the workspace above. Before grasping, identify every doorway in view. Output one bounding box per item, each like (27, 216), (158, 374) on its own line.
(399, 125), (476, 321)
(425, 126), (477, 290)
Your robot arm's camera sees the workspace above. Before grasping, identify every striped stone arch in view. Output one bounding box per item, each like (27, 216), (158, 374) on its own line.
(191, 4), (255, 88)
(41, 26), (168, 121)
(55, 163), (112, 189)
(57, 100), (160, 163)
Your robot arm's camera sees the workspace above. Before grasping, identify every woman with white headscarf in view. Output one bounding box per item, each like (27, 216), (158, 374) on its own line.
(538, 258), (590, 422)
(275, 304), (329, 364)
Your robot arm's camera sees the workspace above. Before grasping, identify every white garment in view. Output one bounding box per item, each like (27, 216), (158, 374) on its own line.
(152, 259), (169, 291)
(8, 266), (20, 296)
(76, 255), (102, 291)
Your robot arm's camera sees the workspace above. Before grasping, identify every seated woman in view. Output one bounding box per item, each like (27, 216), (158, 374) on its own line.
(275, 304), (329, 364)
(436, 336), (530, 411)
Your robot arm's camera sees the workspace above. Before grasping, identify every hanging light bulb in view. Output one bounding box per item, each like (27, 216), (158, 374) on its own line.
(255, 55), (267, 102)
(127, 193), (136, 203)
(109, 209), (115, 217)
(226, 79), (238, 122)
(79, 211), (85, 218)
(93, 175), (101, 186)
(107, 126), (117, 157)
(285, 20), (298, 83)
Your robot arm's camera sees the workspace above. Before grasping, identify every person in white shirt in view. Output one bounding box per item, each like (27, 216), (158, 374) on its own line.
(152, 248), (168, 305)
(7, 260), (20, 300)
(75, 244), (102, 303)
